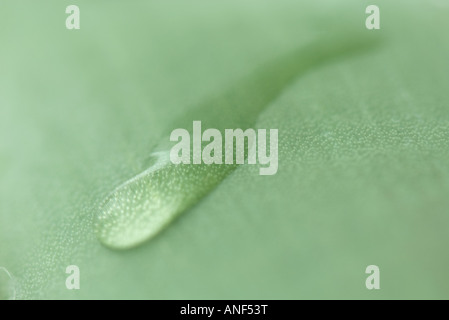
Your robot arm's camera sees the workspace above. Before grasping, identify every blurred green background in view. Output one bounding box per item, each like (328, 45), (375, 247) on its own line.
(0, 0), (448, 299)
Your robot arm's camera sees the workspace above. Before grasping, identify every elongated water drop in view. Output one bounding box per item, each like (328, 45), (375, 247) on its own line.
(95, 34), (380, 249)
(95, 151), (236, 249)
(0, 267), (16, 300)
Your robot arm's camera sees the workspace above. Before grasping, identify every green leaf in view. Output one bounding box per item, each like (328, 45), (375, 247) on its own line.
(1, 0), (448, 299)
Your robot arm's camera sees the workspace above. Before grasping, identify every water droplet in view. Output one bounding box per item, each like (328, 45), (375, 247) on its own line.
(0, 267), (16, 300)
(95, 34), (379, 249)
(95, 151), (236, 249)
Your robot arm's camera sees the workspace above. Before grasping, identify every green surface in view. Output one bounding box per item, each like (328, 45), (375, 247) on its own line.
(0, 0), (448, 299)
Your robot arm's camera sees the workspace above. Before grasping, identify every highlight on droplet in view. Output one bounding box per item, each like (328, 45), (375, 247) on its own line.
(0, 267), (16, 300)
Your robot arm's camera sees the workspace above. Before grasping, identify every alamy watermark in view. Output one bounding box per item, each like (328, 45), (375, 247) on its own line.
(365, 265), (380, 290)
(65, 4), (380, 31)
(66, 265), (80, 290)
(169, 121), (278, 175)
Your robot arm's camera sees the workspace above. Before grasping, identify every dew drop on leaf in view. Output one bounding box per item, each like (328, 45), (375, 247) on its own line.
(94, 151), (236, 249)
